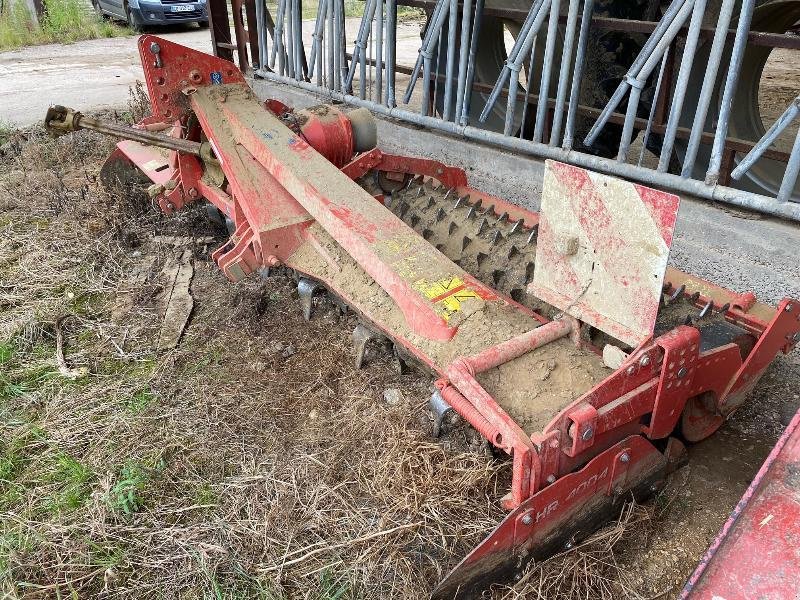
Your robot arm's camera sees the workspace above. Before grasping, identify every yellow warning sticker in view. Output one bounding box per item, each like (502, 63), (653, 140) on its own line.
(413, 276), (481, 321)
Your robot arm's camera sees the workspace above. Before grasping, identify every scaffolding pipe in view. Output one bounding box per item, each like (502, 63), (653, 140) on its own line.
(254, 68), (800, 222)
(562, 0), (594, 150)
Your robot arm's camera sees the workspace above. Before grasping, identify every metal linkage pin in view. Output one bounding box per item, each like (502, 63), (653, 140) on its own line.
(297, 277), (325, 321)
(429, 390), (454, 438)
(668, 284), (686, 303)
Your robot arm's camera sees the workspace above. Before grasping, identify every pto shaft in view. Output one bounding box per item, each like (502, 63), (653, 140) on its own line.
(44, 105), (203, 157)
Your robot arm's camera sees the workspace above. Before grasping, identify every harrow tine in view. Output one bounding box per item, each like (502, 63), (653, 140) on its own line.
(393, 344), (412, 374)
(297, 278), (325, 321)
(429, 389), (454, 437)
(353, 322), (379, 369)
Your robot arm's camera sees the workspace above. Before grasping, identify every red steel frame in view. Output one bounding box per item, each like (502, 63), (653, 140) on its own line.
(102, 36), (800, 594)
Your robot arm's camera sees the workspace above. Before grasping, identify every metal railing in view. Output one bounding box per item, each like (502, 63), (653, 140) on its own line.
(206, 0), (800, 221)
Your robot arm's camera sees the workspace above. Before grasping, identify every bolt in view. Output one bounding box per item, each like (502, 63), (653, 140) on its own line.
(626, 365), (636, 375)
(786, 303), (794, 312)
(521, 514), (532, 525)
(619, 452), (630, 463)
(564, 541), (573, 550)
(546, 474), (556, 484)
(639, 355), (651, 367)
(650, 484), (660, 493)
(581, 427), (593, 442)
(677, 367), (688, 378)
(188, 187), (199, 199)
(149, 41), (161, 55)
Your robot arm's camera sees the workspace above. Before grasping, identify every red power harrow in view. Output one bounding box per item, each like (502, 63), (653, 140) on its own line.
(45, 37), (800, 597)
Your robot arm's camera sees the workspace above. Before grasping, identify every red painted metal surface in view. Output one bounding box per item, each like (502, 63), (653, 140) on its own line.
(681, 407), (800, 600)
(91, 37), (800, 597)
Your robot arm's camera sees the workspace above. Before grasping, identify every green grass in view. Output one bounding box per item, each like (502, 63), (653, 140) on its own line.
(0, 0), (129, 51)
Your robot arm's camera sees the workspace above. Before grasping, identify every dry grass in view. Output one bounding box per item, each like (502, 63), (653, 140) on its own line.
(0, 107), (670, 599)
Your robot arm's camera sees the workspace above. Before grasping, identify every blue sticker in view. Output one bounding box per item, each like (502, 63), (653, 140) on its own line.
(210, 71), (223, 85)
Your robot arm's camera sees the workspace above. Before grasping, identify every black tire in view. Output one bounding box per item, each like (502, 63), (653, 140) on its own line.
(125, 4), (144, 32)
(198, 20), (209, 28)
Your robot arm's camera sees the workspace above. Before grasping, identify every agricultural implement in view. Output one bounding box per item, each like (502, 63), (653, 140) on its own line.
(45, 37), (800, 597)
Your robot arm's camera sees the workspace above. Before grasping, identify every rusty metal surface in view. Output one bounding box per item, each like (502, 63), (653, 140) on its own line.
(532, 160), (680, 348)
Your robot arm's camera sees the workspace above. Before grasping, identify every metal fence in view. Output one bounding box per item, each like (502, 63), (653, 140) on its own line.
(206, 0), (800, 221)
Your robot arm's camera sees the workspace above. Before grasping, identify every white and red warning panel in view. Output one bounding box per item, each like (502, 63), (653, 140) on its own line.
(531, 161), (680, 348)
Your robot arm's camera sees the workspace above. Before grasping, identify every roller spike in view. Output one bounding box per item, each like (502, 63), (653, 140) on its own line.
(477, 218), (488, 235)
(684, 314), (694, 326)
(466, 206), (477, 219)
(448, 221), (458, 235)
(422, 228), (434, 240)
(410, 214), (420, 227)
(436, 207), (446, 222)
(298, 277), (324, 321)
(473, 198), (483, 211)
(509, 219), (523, 235)
(461, 236), (472, 251)
(443, 187), (455, 200)
(491, 230), (503, 246)
(426, 196), (436, 209)
(525, 262), (535, 284)
(496, 212), (509, 224)
(399, 202), (410, 218)
(416, 186), (425, 197)
(453, 195), (467, 209)
(507, 245), (519, 259)
(481, 203), (495, 216)
(477, 252), (488, 267)
(492, 269), (504, 285)
(526, 226), (538, 246)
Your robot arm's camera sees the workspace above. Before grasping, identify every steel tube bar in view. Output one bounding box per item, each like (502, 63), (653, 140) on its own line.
(454, 0), (472, 124)
(616, 0), (693, 162)
(583, 0), (686, 147)
(562, 0), (594, 150)
(533, 0), (561, 143)
(285, 0), (296, 79)
(705, 0), (756, 184)
(549, 0), (580, 147)
(519, 34), (538, 139)
(326, 0), (335, 89)
(375, 0), (384, 104)
(255, 69), (800, 220)
(480, 0), (547, 124)
(309, 0), (327, 81)
(442, 0), (458, 121)
(385, 0), (397, 106)
(346, 0), (377, 91)
(638, 51), (669, 166)
(458, 0), (483, 126)
(778, 126), (800, 203)
(732, 99), (800, 180)
(500, 0), (550, 132)
(293, 0), (303, 79)
(333, 0), (342, 90)
(465, 319), (572, 374)
(403, 0), (447, 104)
(657, 0), (707, 171)
(680, 0), (736, 178)
(255, 0), (265, 69)
(272, 0), (287, 74)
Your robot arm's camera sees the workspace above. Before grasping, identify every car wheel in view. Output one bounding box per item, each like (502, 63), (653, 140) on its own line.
(125, 4), (144, 32)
